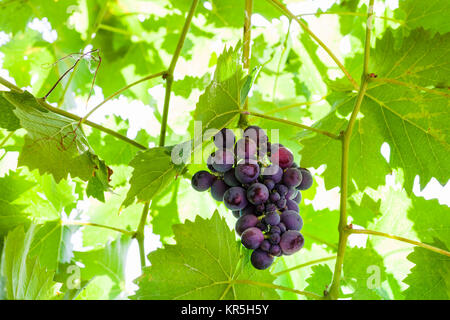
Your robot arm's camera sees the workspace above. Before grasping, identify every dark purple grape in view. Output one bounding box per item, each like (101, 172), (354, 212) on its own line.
(286, 188), (298, 200)
(235, 137), (257, 160)
(278, 222), (286, 233)
(210, 179), (229, 201)
(269, 192), (281, 202)
(256, 203), (265, 213)
(191, 171), (215, 191)
(235, 160), (260, 184)
(232, 210), (241, 218)
(207, 153), (217, 173)
(240, 204), (257, 216)
(213, 128), (235, 149)
(270, 146), (294, 169)
(235, 214), (258, 235)
(223, 187), (248, 210)
(275, 184), (288, 196)
(261, 165), (283, 183)
(260, 240), (271, 252)
(241, 227), (264, 249)
(269, 232), (281, 245)
(251, 249), (274, 270)
(269, 244), (282, 257)
(297, 168), (313, 190)
(270, 225), (281, 234)
(244, 126), (268, 146)
(291, 162), (299, 168)
(276, 198), (286, 209)
(265, 203), (277, 213)
(293, 191), (302, 204)
(286, 199), (299, 212)
(247, 183), (269, 205)
(279, 231), (304, 255)
(263, 179), (275, 191)
(256, 221), (268, 232)
(224, 168), (240, 187)
(264, 211), (280, 226)
(280, 210), (303, 231)
(212, 149), (235, 173)
(283, 167), (302, 188)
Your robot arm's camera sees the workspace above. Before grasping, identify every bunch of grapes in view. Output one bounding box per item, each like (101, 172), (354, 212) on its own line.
(191, 126), (313, 270)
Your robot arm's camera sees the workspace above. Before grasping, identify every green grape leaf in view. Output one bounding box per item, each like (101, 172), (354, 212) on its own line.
(403, 239), (450, 299)
(3, 91), (111, 195)
(172, 74), (211, 99)
(0, 94), (21, 131)
(132, 211), (279, 300)
(194, 43), (247, 134)
(396, 0), (450, 35)
(301, 205), (339, 252)
(0, 225), (59, 300)
(304, 264), (333, 299)
(122, 146), (185, 207)
(348, 194), (381, 228)
(74, 234), (132, 299)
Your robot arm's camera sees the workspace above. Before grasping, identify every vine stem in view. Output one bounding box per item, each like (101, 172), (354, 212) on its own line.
(0, 131), (15, 149)
(62, 221), (135, 237)
(265, 96), (327, 115)
(232, 280), (323, 300)
(328, 0), (375, 300)
(268, 0), (359, 90)
(238, 0), (253, 128)
(348, 228), (450, 258)
(272, 255), (337, 277)
(136, 201), (150, 269)
(372, 77), (450, 98)
(243, 110), (340, 140)
(0, 76), (147, 150)
(81, 70), (166, 123)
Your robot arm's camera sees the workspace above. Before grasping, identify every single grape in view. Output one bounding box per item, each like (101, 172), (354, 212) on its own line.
(270, 146), (294, 169)
(283, 167), (303, 188)
(224, 168), (240, 187)
(291, 162), (299, 168)
(210, 179), (229, 201)
(265, 203), (277, 213)
(280, 210), (303, 231)
(264, 211), (281, 226)
(240, 204), (257, 216)
(213, 128), (235, 149)
(264, 179), (275, 191)
(293, 191), (302, 204)
(275, 184), (288, 197)
(212, 149), (235, 173)
(235, 214), (258, 235)
(191, 171), (215, 192)
(261, 165), (283, 183)
(251, 249), (274, 270)
(286, 199), (299, 212)
(256, 221), (268, 232)
(297, 168), (313, 190)
(269, 232), (281, 245)
(235, 160), (260, 184)
(260, 239), (271, 252)
(270, 225), (281, 234)
(278, 222), (286, 234)
(286, 188), (298, 200)
(223, 187), (248, 210)
(276, 198), (287, 209)
(256, 203), (265, 213)
(269, 244), (282, 257)
(241, 227), (264, 249)
(247, 183), (269, 205)
(269, 192), (281, 202)
(279, 230), (304, 255)
(232, 210), (241, 218)
(235, 137), (257, 160)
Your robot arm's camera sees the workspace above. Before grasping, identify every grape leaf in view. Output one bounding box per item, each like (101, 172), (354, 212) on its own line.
(0, 225), (59, 300)
(301, 205), (339, 252)
(403, 239), (450, 299)
(74, 234), (132, 299)
(348, 194), (381, 228)
(132, 211), (279, 300)
(0, 94), (21, 131)
(304, 264), (333, 299)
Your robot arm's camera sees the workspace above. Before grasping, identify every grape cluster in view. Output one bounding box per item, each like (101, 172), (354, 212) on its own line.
(191, 126), (313, 270)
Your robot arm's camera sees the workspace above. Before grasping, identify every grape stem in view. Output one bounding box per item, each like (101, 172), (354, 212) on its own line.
(0, 76), (147, 150)
(135, 201), (151, 269)
(238, 0), (253, 128)
(328, 0), (375, 300)
(243, 110), (340, 140)
(62, 221), (135, 236)
(348, 228), (450, 258)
